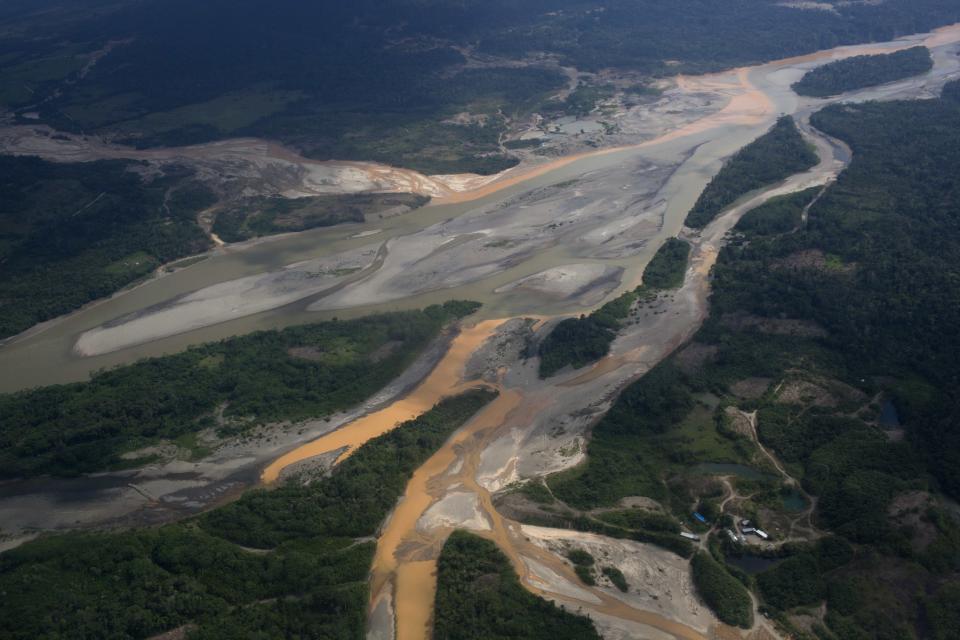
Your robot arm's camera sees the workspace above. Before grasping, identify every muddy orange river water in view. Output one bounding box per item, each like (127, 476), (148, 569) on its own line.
(263, 324), (710, 640)
(261, 320), (505, 483)
(251, 23), (960, 640)
(264, 323), (714, 640)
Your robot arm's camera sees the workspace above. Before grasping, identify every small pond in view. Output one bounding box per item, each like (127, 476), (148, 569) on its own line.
(726, 553), (783, 575)
(781, 487), (807, 512)
(878, 399), (901, 428)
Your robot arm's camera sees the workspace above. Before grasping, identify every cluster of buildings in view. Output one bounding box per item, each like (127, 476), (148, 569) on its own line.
(737, 519), (770, 541)
(678, 514), (771, 545)
(724, 520), (769, 544)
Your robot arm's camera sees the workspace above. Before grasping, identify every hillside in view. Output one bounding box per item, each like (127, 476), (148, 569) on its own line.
(1, 1), (958, 173)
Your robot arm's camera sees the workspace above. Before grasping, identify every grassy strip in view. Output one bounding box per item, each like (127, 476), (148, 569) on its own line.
(212, 193), (429, 243)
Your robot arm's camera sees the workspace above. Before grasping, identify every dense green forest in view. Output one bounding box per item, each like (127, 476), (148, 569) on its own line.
(0, 301), (478, 478)
(212, 193), (429, 243)
(2, 1), (958, 172)
(0, 390), (496, 640)
(735, 187), (820, 236)
(0, 156), (216, 339)
(549, 86), (960, 638)
(538, 238), (690, 377)
(433, 530), (601, 640)
(690, 552), (753, 628)
(641, 237), (691, 289)
(685, 117), (818, 228)
(476, 1), (960, 74)
(792, 46), (933, 97)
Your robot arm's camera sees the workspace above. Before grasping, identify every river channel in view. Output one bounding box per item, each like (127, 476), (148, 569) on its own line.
(2, 21), (960, 640)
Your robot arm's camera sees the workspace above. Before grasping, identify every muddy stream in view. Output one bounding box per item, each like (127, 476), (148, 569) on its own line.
(253, 25), (960, 640)
(3, 21), (960, 640)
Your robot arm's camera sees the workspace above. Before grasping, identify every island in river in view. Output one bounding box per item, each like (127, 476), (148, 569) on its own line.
(1, 15), (960, 640)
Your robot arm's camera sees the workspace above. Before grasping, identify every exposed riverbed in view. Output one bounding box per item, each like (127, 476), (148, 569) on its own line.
(2, 21), (959, 640)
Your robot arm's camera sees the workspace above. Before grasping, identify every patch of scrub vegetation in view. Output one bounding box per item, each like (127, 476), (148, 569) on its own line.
(792, 46), (933, 98)
(519, 480), (555, 505)
(640, 237), (691, 289)
(735, 187), (820, 236)
(567, 547), (596, 585)
(547, 363), (757, 509)
(433, 530), (602, 640)
(538, 237), (690, 377)
(0, 390), (496, 640)
(567, 547), (595, 566)
(691, 551), (753, 628)
(545, 82), (616, 117)
(596, 508), (681, 534)
(602, 566), (629, 592)
(0, 301), (480, 478)
(0, 156), (217, 339)
(212, 193), (428, 243)
(684, 116), (818, 229)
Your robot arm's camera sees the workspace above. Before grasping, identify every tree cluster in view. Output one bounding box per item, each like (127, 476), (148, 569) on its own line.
(0, 390), (497, 640)
(685, 117), (818, 229)
(433, 531), (602, 640)
(792, 46), (933, 97)
(0, 301), (479, 478)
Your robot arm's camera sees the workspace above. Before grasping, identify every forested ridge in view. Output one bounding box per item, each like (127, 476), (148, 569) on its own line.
(0, 390), (497, 640)
(0, 301), (479, 478)
(684, 117), (818, 229)
(546, 83), (960, 638)
(1, 1), (958, 172)
(0, 156), (216, 339)
(433, 531), (601, 640)
(792, 46), (934, 97)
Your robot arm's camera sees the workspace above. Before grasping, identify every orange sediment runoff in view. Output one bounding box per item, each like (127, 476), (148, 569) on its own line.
(924, 21), (960, 47)
(260, 319), (506, 484)
(432, 63), (775, 207)
(370, 389), (524, 640)
(368, 380), (711, 640)
(432, 21), (960, 208)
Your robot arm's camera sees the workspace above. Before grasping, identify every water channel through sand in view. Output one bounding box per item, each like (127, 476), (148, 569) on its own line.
(261, 320), (505, 483)
(3, 20), (960, 640)
(3, 23), (958, 393)
(253, 25), (960, 640)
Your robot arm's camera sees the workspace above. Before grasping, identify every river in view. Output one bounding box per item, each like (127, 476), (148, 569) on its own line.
(251, 24), (960, 640)
(5, 23), (956, 393)
(3, 21), (960, 640)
